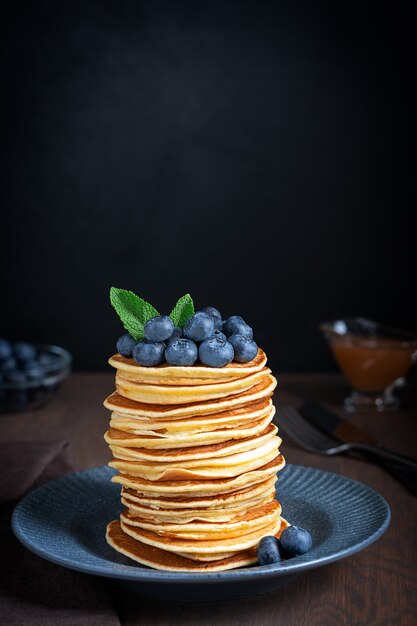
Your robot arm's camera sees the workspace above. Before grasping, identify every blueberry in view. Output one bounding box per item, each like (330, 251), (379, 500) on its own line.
(228, 334), (258, 362)
(4, 371), (27, 384)
(144, 316), (174, 342)
(223, 316), (253, 339)
(279, 526), (312, 558)
(0, 339), (12, 361)
(0, 357), (17, 372)
(202, 306), (221, 320)
(116, 334), (137, 357)
(209, 329), (227, 341)
(169, 326), (183, 341)
(184, 313), (214, 342)
(24, 360), (45, 381)
(39, 352), (59, 368)
(198, 337), (234, 367)
(212, 317), (223, 331)
(132, 340), (165, 367)
(257, 536), (283, 565)
(165, 338), (198, 366)
(14, 342), (37, 362)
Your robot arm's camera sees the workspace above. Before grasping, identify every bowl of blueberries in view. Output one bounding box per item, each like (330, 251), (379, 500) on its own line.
(0, 339), (72, 413)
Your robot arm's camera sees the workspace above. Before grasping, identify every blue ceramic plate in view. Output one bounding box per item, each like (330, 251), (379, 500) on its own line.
(12, 465), (390, 600)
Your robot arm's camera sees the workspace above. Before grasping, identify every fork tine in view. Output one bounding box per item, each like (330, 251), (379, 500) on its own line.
(284, 406), (338, 447)
(276, 405), (339, 453)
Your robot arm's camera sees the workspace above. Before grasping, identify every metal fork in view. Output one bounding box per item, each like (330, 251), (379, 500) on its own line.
(276, 405), (417, 467)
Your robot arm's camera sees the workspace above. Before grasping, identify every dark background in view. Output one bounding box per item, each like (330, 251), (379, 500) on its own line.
(0, 0), (414, 372)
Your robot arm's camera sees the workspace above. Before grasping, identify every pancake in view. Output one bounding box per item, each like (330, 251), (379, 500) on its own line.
(121, 492), (276, 523)
(120, 509), (282, 554)
(121, 475), (277, 509)
(106, 409), (275, 448)
(120, 500), (281, 540)
(108, 424), (278, 462)
(104, 376), (277, 419)
(108, 436), (280, 480)
(109, 348), (267, 385)
(107, 397), (273, 430)
(111, 454), (285, 496)
(106, 517), (290, 571)
(115, 369), (271, 405)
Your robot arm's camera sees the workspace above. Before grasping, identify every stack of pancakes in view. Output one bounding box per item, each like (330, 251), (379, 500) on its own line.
(104, 348), (287, 572)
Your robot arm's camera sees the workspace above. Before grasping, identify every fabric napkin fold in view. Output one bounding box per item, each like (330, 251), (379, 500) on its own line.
(0, 441), (120, 626)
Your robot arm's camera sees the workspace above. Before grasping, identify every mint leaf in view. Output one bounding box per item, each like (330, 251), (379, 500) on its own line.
(110, 287), (159, 340)
(169, 294), (195, 327)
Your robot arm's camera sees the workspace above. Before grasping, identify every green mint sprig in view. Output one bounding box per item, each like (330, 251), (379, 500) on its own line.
(110, 287), (159, 341)
(110, 288), (195, 339)
(169, 293), (195, 328)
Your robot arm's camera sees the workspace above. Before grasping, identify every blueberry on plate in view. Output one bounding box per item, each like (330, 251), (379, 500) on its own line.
(202, 306), (221, 320)
(228, 334), (258, 362)
(165, 338), (198, 366)
(279, 525), (312, 558)
(257, 536), (283, 565)
(116, 334), (137, 357)
(184, 312), (214, 342)
(14, 341), (37, 362)
(209, 329), (227, 341)
(132, 340), (165, 367)
(198, 337), (234, 367)
(144, 316), (174, 342)
(223, 316), (253, 339)
(0, 339), (13, 360)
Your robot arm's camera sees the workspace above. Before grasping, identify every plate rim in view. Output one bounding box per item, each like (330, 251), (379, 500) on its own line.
(11, 464), (391, 584)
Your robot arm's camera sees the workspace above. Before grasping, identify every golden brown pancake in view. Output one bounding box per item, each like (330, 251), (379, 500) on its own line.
(115, 369), (272, 405)
(108, 348), (267, 385)
(103, 375), (277, 418)
(106, 517), (290, 571)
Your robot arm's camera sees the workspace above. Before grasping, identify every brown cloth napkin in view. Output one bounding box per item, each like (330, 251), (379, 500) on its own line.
(0, 441), (120, 626)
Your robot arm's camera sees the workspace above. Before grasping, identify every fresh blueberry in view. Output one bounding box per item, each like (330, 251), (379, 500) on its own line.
(116, 334), (137, 357)
(257, 536), (283, 565)
(4, 370), (27, 384)
(0, 357), (17, 372)
(14, 341), (37, 362)
(202, 306), (221, 320)
(132, 340), (165, 367)
(165, 338), (198, 366)
(184, 312), (214, 342)
(0, 339), (13, 361)
(279, 526), (312, 558)
(24, 360), (45, 381)
(144, 316), (174, 342)
(228, 334), (258, 362)
(198, 337), (234, 367)
(209, 329), (227, 341)
(169, 326), (183, 341)
(213, 317), (223, 331)
(223, 316), (253, 339)
(38, 352), (60, 369)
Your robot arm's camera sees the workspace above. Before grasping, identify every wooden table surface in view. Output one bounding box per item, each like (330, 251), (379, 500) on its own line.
(1, 372), (416, 626)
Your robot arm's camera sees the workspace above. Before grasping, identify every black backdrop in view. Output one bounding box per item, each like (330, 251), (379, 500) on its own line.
(0, 1), (414, 371)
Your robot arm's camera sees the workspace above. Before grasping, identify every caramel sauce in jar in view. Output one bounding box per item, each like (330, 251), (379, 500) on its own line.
(329, 336), (416, 393)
